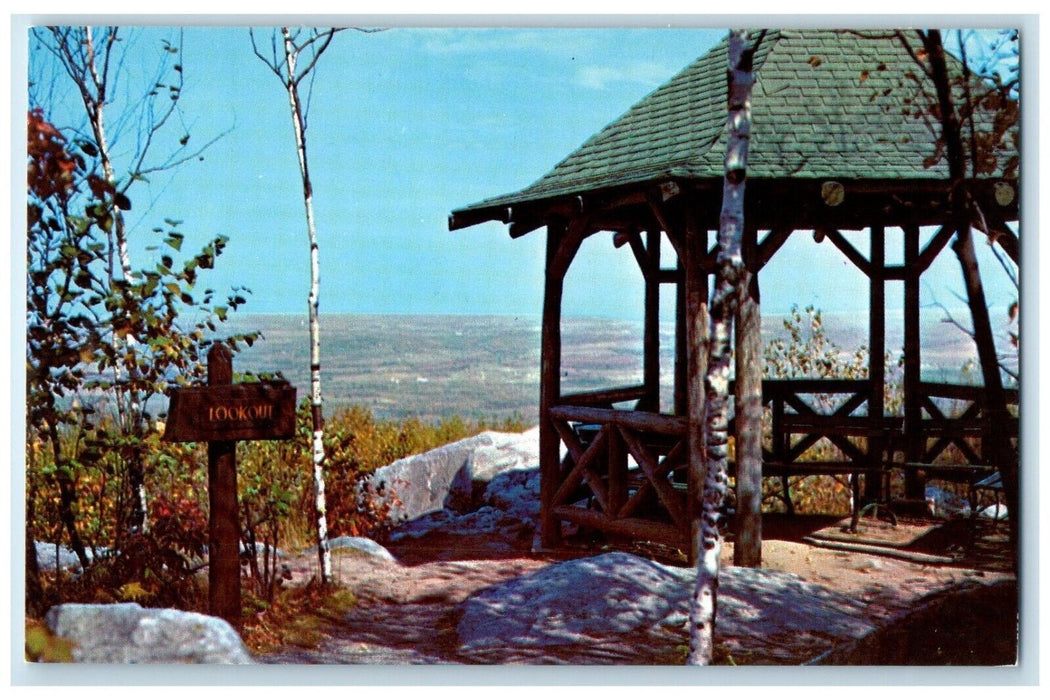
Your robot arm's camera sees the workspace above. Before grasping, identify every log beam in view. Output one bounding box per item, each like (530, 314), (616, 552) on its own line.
(643, 229), (662, 412)
(539, 217), (586, 548)
(903, 225), (924, 499)
(868, 225), (886, 500)
(818, 227), (872, 277)
(734, 224), (762, 567)
(684, 204), (709, 567)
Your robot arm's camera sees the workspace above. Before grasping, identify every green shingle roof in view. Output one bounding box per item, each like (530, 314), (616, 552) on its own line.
(452, 29), (1016, 225)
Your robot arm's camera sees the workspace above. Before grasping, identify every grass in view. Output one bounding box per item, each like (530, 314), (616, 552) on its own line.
(240, 581), (359, 655)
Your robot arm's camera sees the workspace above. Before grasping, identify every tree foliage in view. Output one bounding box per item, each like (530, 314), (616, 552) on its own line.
(26, 28), (255, 613)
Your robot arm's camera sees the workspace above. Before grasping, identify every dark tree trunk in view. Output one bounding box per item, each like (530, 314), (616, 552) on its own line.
(921, 31), (1019, 556)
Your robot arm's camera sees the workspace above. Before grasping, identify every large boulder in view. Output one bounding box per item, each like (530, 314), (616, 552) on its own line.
(367, 428), (540, 523)
(482, 465), (541, 529)
(45, 603), (253, 664)
(812, 579), (1017, 665)
(34, 542), (87, 572)
(456, 551), (876, 663)
(312, 535), (397, 562)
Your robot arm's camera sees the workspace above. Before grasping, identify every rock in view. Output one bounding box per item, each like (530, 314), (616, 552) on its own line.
(33, 542), (116, 572)
(465, 428), (541, 484)
(456, 552), (875, 662)
(365, 433), (493, 522)
(374, 429), (545, 550)
(483, 466), (541, 529)
(34, 542), (87, 572)
(388, 505), (530, 546)
(926, 485), (973, 518)
(45, 603), (253, 664)
(977, 502), (1009, 520)
(387, 509), (457, 541)
(325, 536), (397, 562)
(812, 580), (1017, 665)
(367, 428), (541, 523)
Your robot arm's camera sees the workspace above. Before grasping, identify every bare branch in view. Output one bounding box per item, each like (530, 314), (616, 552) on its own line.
(249, 28), (288, 82)
(895, 30), (936, 80)
(285, 28), (341, 89)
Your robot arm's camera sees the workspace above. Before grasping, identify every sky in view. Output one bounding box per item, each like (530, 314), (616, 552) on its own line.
(19, 22), (1020, 323)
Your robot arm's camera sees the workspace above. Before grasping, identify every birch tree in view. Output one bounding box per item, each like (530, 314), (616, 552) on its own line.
(250, 27), (345, 583)
(687, 29), (765, 666)
(31, 26), (227, 535)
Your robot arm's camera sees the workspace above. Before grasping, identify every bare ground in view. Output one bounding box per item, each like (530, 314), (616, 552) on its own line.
(258, 514), (1016, 665)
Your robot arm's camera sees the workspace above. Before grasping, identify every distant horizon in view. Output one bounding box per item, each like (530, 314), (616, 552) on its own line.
(224, 304), (1012, 320)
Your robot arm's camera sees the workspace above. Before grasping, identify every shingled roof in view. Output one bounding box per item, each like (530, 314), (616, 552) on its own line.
(450, 29), (1017, 229)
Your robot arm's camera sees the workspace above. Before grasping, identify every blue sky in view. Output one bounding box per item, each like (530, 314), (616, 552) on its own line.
(22, 24), (1019, 322)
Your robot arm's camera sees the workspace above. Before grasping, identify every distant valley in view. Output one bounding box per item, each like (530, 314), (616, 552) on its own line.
(222, 311), (1010, 424)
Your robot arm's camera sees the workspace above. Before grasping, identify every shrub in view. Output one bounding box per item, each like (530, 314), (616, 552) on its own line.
(758, 304), (904, 514)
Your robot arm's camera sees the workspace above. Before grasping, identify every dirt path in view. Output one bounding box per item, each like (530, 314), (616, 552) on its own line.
(258, 517), (1015, 665)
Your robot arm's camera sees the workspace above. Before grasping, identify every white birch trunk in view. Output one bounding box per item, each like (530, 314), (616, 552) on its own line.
(687, 29), (758, 665)
(282, 28), (332, 583)
(80, 26), (148, 533)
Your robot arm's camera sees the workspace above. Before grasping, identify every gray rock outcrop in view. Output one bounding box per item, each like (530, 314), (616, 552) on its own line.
(321, 535), (397, 562)
(456, 551), (876, 663)
(45, 603), (253, 664)
(367, 430), (538, 523)
(34, 542), (88, 572)
(372, 427), (544, 547)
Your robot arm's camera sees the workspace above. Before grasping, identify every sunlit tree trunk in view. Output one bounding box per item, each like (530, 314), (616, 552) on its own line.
(280, 27), (332, 583)
(688, 29), (762, 665)
(46, 26), (168, 535)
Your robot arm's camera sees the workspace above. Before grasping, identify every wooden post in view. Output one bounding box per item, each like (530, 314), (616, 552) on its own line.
(734, 224), (762, 567)
(675, 255), (688, 418)
(540, 219), (567, 549)
(684, 206), (709, 566)
(607, 427), (628, 518)
(868, 225), (886, 501)
(903, 225), (923, 500)
(643, 229), (661, 412)
(206, 344), (241, 629)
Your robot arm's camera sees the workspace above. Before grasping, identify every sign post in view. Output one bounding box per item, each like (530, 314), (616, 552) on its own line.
(163, 344), (296, 629)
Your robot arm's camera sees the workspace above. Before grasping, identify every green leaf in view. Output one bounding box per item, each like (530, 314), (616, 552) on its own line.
(165, 232), (185, 252)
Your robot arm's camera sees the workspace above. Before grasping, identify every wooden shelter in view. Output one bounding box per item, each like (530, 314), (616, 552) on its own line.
(449, 30), (1019, 564)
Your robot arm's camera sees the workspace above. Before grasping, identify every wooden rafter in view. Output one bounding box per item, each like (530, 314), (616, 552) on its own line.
(916, 224), (956, 272)
(979, 210), (1020, 264)
(756, 226), (794, 270)
(817, 227), (872, 276)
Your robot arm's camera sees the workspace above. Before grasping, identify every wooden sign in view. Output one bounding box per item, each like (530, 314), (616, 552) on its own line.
(164, 382), (296, 443)
(161, 345), (297, 629)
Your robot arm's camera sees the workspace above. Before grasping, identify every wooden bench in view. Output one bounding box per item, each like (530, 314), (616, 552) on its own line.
(765, 414), (904, 530)
(905, 461), (998, 520)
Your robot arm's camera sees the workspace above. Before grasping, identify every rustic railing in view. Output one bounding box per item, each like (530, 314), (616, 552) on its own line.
(917, 382), (1019, 464)
(541, 379), (1018, 545)
(758, 379), (901, 521)
(904, 382), (1019, 512)
(547, 399), (688, 547)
